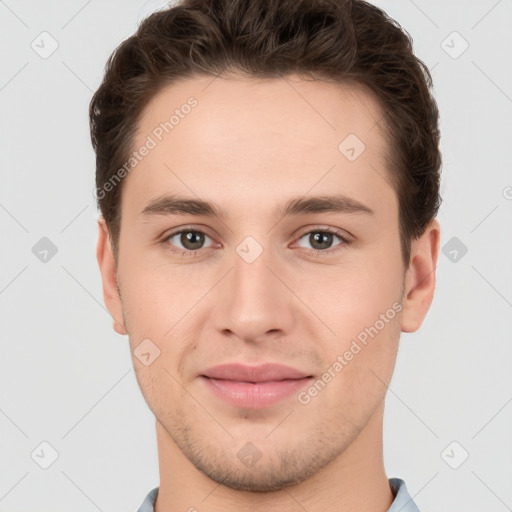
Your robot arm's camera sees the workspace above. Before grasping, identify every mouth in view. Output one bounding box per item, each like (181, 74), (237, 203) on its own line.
(200, 363), (314, 409)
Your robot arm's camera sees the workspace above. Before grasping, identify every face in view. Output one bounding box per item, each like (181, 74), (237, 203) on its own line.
(97, 74), (439, 492)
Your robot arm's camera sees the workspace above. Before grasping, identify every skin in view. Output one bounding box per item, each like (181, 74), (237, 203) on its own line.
(97, 74), (440, 512)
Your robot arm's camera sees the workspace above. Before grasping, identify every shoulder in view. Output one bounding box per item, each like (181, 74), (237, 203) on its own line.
(387, 478), (421, 512)
(136, 486), (159, 512)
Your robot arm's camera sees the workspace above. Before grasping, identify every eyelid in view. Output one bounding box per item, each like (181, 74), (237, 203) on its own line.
(161, 224), (352, 256)
(292, 226), (352, 253)
(161, 224), (214, 240)
(294, 225), (353, 242)
(162, 226), (217, 248)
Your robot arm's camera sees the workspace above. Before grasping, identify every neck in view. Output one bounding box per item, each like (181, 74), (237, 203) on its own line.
(154, 401), (394, 512)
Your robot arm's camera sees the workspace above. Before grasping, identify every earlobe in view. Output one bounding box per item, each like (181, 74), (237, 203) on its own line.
(401, 219), (441, 333)
(96, 217), (128, 336)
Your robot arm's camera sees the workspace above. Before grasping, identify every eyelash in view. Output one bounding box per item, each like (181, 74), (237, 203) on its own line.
(161, 227), (352, 258)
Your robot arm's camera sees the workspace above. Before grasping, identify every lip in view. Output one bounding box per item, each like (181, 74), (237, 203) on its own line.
(200, 363), (313, 409)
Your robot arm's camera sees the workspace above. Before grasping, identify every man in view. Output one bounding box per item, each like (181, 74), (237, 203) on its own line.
(91, 0), (441, 510)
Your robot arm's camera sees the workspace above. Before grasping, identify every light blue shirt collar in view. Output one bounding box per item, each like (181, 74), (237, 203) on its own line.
(388, 478), (421, 512)
(137, 477), (420, 511)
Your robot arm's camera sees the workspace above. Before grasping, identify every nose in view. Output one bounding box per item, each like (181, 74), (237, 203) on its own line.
(210, 245), (296, 344)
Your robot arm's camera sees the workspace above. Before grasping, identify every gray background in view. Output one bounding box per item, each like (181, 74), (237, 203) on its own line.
(1, 0), (511, 510)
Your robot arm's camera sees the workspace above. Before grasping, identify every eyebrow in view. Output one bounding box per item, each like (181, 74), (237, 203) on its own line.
(139, 193), (375, 219)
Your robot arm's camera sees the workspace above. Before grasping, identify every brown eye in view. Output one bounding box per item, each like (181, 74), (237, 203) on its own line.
(165, 229), (214, 254)
(309, 232), (335, 250)
(295, 229), (350, 254)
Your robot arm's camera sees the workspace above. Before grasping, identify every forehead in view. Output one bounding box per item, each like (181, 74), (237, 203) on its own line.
(138, 74), (387, 152)
(123, 74), (395, 222)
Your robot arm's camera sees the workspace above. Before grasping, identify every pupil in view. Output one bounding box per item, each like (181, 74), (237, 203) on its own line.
(182, 231), (204, 250)
(311, 232), (332, 250)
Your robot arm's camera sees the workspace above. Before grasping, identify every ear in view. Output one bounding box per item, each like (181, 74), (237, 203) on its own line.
(96, 217), (128, 335)
(401, 219), (441, 333)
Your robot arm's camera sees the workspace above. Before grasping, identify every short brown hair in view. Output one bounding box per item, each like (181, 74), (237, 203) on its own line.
(89, 0), (442, 266)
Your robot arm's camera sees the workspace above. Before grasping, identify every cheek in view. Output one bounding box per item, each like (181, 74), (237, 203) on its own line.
(119, 254), (202, 333)
(291, 253), (403, 398)
(119, 260), (207, 388)
(293, 259), (403, 341)
(298, 309), (401, 428)
(132, 364), (180, 423)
